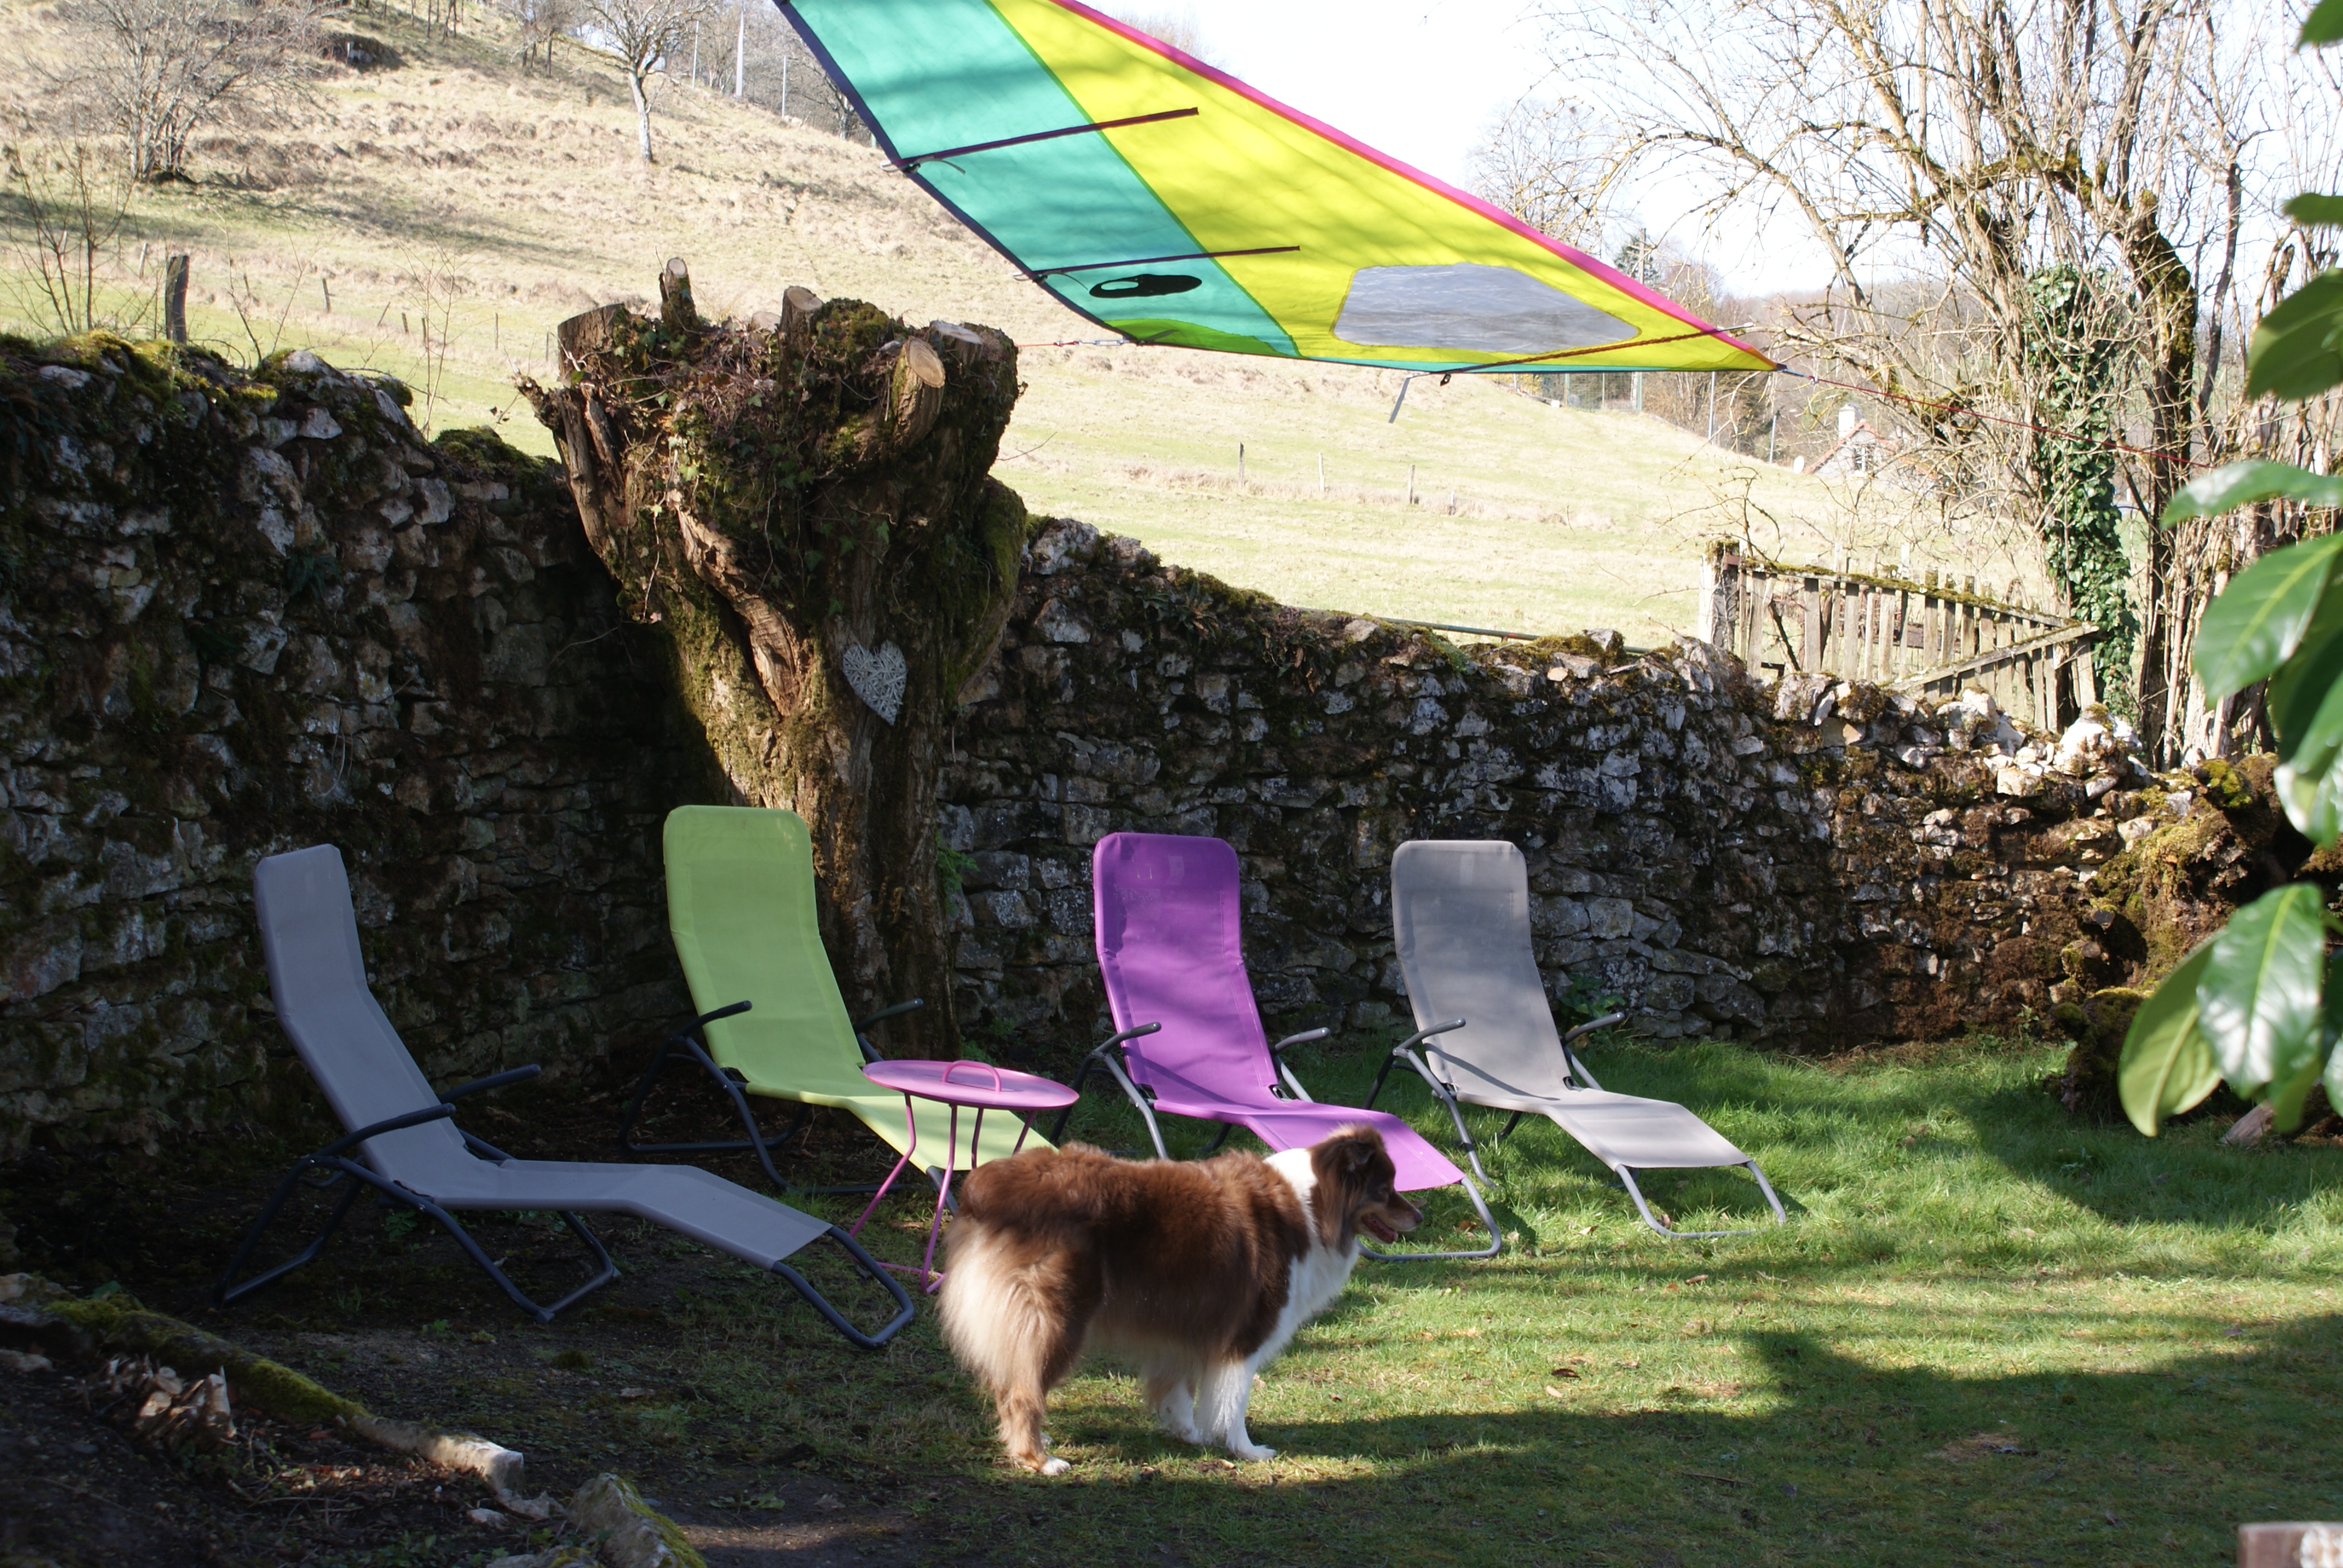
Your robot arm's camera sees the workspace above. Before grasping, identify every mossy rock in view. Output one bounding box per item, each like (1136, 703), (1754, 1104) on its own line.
(50, 1295), (364, 1424)
(2053, 987), (2145, 1119)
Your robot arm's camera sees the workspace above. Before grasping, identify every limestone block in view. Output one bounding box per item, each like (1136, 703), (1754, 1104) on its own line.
(965, 851), (1031, 891)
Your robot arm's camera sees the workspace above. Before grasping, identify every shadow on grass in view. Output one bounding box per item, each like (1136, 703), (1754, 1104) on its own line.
(1009, 1308), (2336, 1568)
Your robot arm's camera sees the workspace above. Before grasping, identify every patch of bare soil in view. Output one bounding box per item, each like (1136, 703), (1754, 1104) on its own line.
(0, 1347), (494, 1566)
(1, 1048), (1026, 1566)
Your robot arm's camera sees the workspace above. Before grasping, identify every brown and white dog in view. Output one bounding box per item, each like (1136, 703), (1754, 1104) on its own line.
(936, 1125), (1420, 1474)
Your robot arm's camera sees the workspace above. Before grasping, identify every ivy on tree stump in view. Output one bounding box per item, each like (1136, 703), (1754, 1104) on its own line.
(522, 270), (1030, 1056)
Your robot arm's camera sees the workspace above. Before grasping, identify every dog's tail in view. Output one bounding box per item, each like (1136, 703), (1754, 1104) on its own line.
(937, 1220), (1058, 1388)
(938, 1219), (1084, 1471)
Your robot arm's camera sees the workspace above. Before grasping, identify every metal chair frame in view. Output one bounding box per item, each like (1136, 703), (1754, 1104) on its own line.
(617, 999), (928, 1197)
(1367, 1013), (1787, 1240)
(1049, 1022), (1503, 1263)
(217, 1064), (916, 1346)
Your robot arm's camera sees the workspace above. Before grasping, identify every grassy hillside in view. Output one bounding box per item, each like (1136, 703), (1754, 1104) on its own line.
(0, 0), (2040, 641)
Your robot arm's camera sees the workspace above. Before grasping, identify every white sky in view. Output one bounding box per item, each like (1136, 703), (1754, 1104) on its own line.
(1169, 0), (1830, 293)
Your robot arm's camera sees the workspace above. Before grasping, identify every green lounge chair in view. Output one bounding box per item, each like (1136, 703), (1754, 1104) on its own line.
(624, 805), (1041, 1191)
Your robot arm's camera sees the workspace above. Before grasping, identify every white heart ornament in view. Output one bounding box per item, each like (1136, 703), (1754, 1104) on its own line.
(841, 641), (907, 725)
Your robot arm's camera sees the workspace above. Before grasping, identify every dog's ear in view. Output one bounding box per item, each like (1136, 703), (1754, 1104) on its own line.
(1322, 1124), (1383, 1174)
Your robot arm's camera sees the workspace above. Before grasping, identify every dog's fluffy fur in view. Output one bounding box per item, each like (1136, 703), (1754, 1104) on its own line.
(937, 1125), (1421, 1474)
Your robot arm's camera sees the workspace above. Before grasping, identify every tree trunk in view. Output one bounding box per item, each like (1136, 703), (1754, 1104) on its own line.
(629, 68), (655, 162)
(522, 276), (1029, 1056)
(2125, 221), (2201, 762)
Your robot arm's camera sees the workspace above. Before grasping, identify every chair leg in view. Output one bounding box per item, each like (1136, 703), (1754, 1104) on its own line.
(416, 1201), (620, 1324)
(1046, 1057), (1096, 1144)
(214, 1160), (366, 1307)
(771, 1225), (917, 1350)
(619, 1039), (808, 1178)
(1360, 1171), (1503, 1263)
(217, 1161), (620, 1322)
(1614, 1161), (1788, 1239)
(621, 1038), (882, 1196)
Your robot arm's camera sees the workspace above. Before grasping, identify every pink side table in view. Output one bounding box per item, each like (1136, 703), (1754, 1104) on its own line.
(848, 1060), (1076, 1293)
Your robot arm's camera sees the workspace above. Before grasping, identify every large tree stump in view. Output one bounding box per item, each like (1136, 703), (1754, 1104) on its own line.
(522, 277), (1029, 1054)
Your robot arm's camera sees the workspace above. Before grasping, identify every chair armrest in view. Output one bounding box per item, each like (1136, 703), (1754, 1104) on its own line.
(1095, 1021), (1162, 1056)
(1560, 1011), (1626, 1046)
(1084, 1022), (1163, 1098)
(1558, 1011), (1624, 1091)
(318, 1103), (454, 1160)
(1268, 1027), (1329, 1056)
(854, 998), (924, 1063)
(854, 998), (925, 1033)
(1393, 1018), (1467, 1054)
(672, 1000), (752, 1045)
(442, 1065), (541, 1102)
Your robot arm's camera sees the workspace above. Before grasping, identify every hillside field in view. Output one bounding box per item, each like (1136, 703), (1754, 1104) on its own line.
(0, 0), (2043, 641)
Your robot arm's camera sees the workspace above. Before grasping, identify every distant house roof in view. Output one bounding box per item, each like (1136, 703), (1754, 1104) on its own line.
(1812, 417), (1892, 477)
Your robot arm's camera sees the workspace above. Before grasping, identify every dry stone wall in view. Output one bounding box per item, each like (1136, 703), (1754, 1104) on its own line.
(2, 341), (2292, 1168)
(940, 520), (2265, 1058)
(0, 338), (694, 1162)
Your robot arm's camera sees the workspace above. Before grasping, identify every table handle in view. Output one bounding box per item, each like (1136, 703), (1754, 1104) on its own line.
(942, 1060), (1004, 1091)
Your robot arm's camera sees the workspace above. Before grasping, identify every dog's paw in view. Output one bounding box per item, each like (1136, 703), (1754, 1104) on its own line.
(1039, 1456), (1071, 1477)
(1228, 1443), (1277, 1463)
(1160, 1418), (1203, 1443)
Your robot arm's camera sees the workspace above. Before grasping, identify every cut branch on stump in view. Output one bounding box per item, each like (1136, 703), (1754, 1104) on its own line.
(522, 273), (1030, 1055)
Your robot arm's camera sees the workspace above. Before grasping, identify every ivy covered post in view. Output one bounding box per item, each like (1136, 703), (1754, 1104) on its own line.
(2024, 266), (2137, 712)
(522, 265), (1029, 1054)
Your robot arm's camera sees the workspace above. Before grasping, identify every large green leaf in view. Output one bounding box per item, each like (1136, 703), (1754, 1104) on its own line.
(2198, 884), (2335, 1099)
(2264, 584), (2343, 753)
(2119, 942), (2223, 1137)
(2273, 953), (2343, 1132)
(2306, 0), (2343, 45)
(2289, 194), (2343, 227)
(2269, 589), (2343, 844)
(2276, 745), (2343, 845)
(2161, 460), (2343, 524)
(2248, 270), (2343, 400)
(2324, 970), (2343, 1116)
(2190, 535), (2343, 699)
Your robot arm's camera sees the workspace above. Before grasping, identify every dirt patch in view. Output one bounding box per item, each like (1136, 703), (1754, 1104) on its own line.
(0, 1346), (501, 1566)
(0, 1051), (1021, 1564)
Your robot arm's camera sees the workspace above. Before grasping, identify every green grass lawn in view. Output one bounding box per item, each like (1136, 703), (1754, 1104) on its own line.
(638, 1036), (2343, 1568)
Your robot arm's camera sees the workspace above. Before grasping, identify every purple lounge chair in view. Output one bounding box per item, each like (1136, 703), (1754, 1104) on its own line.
(1055, 831), (1498, 1260)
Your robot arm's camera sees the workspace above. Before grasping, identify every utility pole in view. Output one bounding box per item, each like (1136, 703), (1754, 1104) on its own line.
(1706, 370), (1717, 445)
(735, 1), (746, 96)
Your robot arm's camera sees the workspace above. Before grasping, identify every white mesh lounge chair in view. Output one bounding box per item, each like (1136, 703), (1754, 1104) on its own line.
(214, 844), (915, 1347)
(1376, 840), (1786, 1238)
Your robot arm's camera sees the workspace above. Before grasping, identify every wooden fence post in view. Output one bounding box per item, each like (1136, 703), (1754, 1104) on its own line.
(163, 255), (189, 345)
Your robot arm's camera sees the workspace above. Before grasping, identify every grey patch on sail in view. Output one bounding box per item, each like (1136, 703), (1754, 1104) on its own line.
(1332, 264), (1632, 354)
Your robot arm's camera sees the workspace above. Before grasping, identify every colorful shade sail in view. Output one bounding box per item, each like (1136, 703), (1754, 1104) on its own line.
(778, 0), (1775, 375)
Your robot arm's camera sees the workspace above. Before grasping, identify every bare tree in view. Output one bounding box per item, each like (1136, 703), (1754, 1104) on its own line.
(1107, 6), (1227, 65)
(49, 0), (325, 183)
(2, 142), (145, 336)
(1470, 97), (1613, 252)
(581, 0), (713, 162)
(1512, 0), (2332, 756)
(510, 0), (578, 74)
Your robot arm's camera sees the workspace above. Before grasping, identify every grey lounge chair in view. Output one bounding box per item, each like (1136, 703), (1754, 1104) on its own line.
(1375, 840), (1786, 1238)
(214, 844), (914, 1348)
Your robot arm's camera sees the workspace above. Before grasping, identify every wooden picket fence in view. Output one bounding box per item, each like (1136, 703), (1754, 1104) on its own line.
(1697, 541), (2100, 733)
